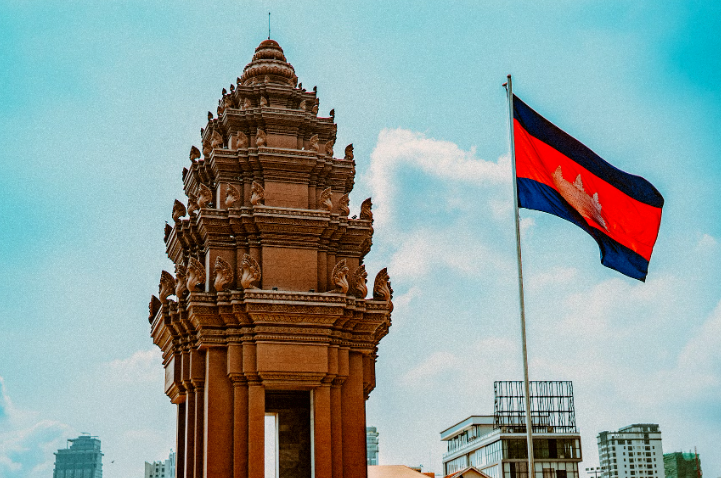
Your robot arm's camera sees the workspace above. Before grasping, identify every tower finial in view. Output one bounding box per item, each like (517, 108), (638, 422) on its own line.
(268, 12), (271, 40)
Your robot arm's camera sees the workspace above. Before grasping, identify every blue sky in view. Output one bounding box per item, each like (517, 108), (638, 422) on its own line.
(1, 2), (719, 477)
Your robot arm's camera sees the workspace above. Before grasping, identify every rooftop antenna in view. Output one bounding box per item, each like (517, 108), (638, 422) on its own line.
(268, 12), (271, 39)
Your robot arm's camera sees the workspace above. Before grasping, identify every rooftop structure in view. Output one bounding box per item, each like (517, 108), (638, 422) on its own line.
(53, 435), (103, 478)
(597, 424), (664, 478)
(441, 381), (582, 478)
(149, 38), (393, 478)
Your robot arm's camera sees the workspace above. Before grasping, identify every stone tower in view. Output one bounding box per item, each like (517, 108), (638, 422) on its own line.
(149, 39), (393, 478)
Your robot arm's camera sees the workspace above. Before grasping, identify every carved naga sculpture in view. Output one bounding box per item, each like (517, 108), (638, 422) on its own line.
(210, 129), (223, 150)
(350, 264), (368, 298)
(319, 187), (333, 212)
(197, 184), (213, 209)
(251, 181), (265, 206)
(360, 198), (373, 221)
(213, 256), (233, 292)
(256, 129), (267, 148)
(373, 267), (393, 311)
(158, 270), (176, 303)
(175, 263), (188, 299)
(186, 257), (206, 292)
(202, 137), (212, 157)
(225, 184), (241, 209)
(187, 193), (199, 216)
(325, 139), (334, 157)
(148, 295), (161, 322)
(172, 200), (186, 222)
(308, 134), (319, 152)
(229, 131), (249, 150)
(338, 193), (350, 216)
(190, 145), (201, 163)
(239, 254), (261, 289)
(331, 259), (350, 294)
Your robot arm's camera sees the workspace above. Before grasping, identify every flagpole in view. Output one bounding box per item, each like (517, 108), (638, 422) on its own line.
(504, 74), (536, 478)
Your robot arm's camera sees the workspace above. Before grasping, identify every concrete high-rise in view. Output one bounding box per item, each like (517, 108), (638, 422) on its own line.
(597, 424), (664, 478)
(144, 451), (176, 478)
(367, 427), (380, 465)
(149, 39), (393, 478)
(53, 435), (103, 478)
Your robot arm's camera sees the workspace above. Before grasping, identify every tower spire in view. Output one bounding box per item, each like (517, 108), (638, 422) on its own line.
(268, 12), (271, 39)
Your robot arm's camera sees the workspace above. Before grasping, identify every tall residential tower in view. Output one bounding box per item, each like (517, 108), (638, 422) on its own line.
(597, 424), (665, 478)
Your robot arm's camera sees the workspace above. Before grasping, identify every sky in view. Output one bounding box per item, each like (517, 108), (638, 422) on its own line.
(1, 1), (720, 477)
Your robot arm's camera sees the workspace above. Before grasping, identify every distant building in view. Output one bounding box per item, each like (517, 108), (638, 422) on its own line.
(664, 452), (701, 478)
(144, 451), (176, 478)
(597, 424), (664, 478)
(368, 427), (380, 465)
(53, 435), (103, 478)
(441, 381), (582, 478)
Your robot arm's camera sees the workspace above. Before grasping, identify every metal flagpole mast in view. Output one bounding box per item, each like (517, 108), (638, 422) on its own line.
(504, 74), (536, 478)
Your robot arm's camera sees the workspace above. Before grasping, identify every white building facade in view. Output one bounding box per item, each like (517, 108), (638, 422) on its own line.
(441, 382), (583, 478)
(144, 451), (175, 478)
(597, 424), (665, 478)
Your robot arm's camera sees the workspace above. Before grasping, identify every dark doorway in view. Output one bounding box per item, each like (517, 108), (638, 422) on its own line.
(266, 390), (312, 478)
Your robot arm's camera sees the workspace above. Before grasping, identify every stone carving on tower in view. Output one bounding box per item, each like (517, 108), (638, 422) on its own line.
(150, 39), (392, 478)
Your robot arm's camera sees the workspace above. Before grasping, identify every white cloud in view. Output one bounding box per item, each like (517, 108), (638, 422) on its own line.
(527, 266), (578, 291)
(402, 351), (459, 386)
(392, 285), (421, 311)
(696, 233), (717, 250)
(106, 348), (163, 384)
(653, 299), (721, 400)
(401, 337), (521, 389)
(0, 377), (75, 478)
(367, 128), (509, 228)
(387, 229), (512, 281)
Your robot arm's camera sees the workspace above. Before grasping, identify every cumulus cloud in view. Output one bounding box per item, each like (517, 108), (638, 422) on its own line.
(387, 228), (512, 281)
(696, 233), (717, 251)
(0, 377), (74, 478)
(367, 128), (509, 228)
(653, 300), (721, 400)
(401, 337), (521, 388)
(105, 348), (163, 384)
(527, 266), (578, 291)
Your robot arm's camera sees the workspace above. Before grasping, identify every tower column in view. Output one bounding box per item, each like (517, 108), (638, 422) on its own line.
(204, 347), (233, 478)
(176, 400), (186, 478)
(184, 386), (196, 478)
(247, 383), (265, 477)
(342, 351), (367, 478)
(190, 349), (205, 478)
(314, 385), (333, 478)
(331, 383), (344, 477)
(227, 344), (247, 478)
(231, 380), (248, 478)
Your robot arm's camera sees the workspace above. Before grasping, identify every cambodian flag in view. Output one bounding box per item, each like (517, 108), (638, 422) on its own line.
(512, 95), (664, 281)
